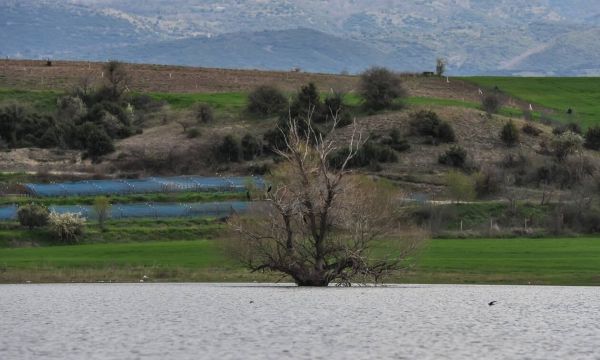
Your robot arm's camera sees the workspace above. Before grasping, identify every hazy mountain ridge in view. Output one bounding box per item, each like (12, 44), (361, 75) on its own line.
(2, 0), (600, 75)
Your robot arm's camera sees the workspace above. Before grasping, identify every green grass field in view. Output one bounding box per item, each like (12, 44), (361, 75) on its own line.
(1, 236), (599, 285)
(0, 88), (60, 112)
(465, 77), (600, 127)
(0, 218), (225, 248)
(0, 191), (244, 206)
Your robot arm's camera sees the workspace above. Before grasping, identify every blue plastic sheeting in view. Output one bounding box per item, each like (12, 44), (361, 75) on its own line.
(0, 201), (251, 221)
(0, 204), (18, 220)
(23, 176), (265, 197)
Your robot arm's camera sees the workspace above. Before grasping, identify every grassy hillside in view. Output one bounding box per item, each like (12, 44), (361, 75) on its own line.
(465, 77), (600, 127)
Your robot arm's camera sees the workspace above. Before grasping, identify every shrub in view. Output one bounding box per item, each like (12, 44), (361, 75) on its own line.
(481, 93), (501, 115)
(79, 123), (115, 160)
(92, 196), (111, 231)
(553, 122), (582, 135)
(474, 168), (502, 198)
(186, 127), (201, 139)
(324, 91), (344, 115)
(48, 212), (86, 244)
(130, 94), (166, 113)
(382, 128), (411, 152)
(551, 131), (583, 161)
(438, 146), (467, 168)
(263, 127), (286, 153)
(359, 67), (406, 111)
(500, 120), (519, 147)
(214, 135), (241, 162)
(436, 121), (456, 143)
(193, 103), (214, 123)
(584, 126), (600, 150)
(522, 123), (542, 137)
(446, 170), (476, 203)
(241, 134), (262, 160)
(329, 141), (397, 169)
(297, 83), (321, 110)
(17, 204), (49, 229)
(247, 86), (287, 117)
(409, 111), (455, 144)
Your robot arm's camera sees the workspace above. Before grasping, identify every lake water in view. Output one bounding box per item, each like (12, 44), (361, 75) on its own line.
(1, 284), (599, 359)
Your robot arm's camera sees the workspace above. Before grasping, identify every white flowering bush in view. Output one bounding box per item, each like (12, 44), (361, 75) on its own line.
(48, 212), (86, 244)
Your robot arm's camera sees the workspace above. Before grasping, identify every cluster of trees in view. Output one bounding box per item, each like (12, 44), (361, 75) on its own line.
(0, 61), (162, 161)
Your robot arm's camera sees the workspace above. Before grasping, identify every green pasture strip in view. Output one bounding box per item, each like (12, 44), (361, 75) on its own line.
(148, 92), (247, 111)
(0, 191), (245, 206)
(0, 88), (60, 113)
(463, 77), (600, 127)
(0, 217), (225, 248)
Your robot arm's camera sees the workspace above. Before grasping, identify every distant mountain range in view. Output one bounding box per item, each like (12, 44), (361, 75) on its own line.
(2, 0), (600, 75)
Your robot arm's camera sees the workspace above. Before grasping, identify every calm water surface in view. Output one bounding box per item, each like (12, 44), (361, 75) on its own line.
(1, 284), (599, 359)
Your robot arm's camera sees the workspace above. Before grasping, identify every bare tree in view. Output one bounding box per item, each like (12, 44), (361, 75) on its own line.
(104, 60), (130, 100)
(228, 111), (422, 286)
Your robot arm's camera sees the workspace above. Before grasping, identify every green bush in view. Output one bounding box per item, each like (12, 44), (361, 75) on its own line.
(247, 85), (287, 117)
(500, 120), (519, 147)
(241, 134), (262, 160)
(17, 204), (49, 229)
(214, 135), (241, 162)
(359, 67), (406, 111)
(438, 146), (467, 168)
(79, 123), (115, 160)
(409, 111), (455, 144)
(474, 168), (502, 198)
(481, 93), (501, 115)
(382, 128), (411, 152)
(329, 141), (397, 169)
(584, 126), (600, 150)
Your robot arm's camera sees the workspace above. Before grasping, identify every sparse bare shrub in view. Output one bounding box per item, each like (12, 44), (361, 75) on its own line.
(522, 123), (542, 137)
(17, 204), (49, 229)
(359, 67), (407, 111)
(48, 212), (86, 244)
(551, 131), (583, 162)
(193, 103), (214, 123)
(186, 127), (201, 139)
(247, 85), (288, 117)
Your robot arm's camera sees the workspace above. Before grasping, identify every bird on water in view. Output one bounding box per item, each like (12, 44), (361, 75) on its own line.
(488, 301), (497, 306)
